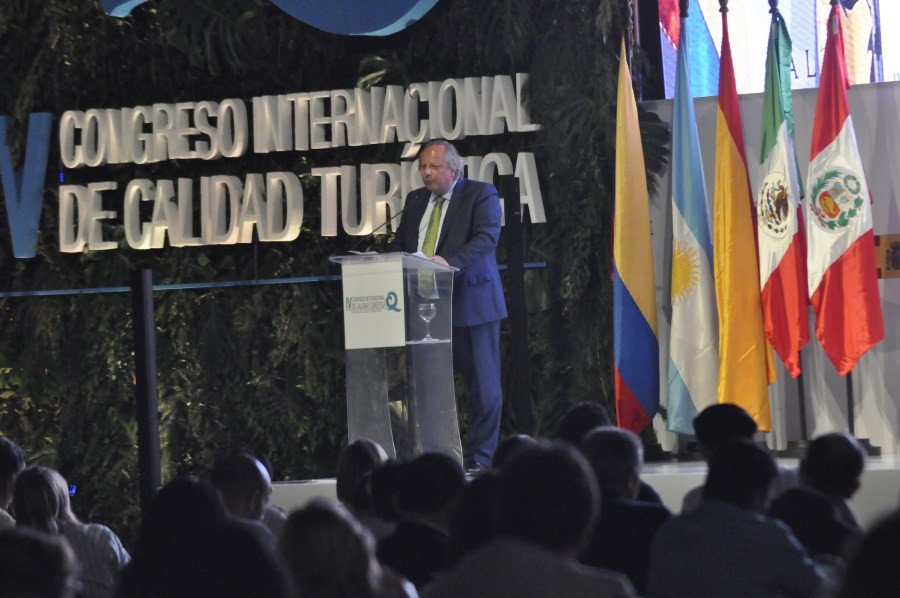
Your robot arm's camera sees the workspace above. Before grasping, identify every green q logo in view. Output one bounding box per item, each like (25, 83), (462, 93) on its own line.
(385, 292), (401, 312)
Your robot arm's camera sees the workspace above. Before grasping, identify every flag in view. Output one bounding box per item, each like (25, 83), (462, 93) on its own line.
(805, 3), (884, 375)
(713, 10), (773, 431)
(613, 39), (659, 433)
(666, 14), (719, 435)
(757, 10), (810, 378)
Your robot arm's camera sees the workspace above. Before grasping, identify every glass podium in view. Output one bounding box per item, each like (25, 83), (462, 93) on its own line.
(330, 252), (462, 464)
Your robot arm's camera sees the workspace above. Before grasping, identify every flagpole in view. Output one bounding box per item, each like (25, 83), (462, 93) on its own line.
(830, 0), (879, 457)
(767, 0), (811, 450)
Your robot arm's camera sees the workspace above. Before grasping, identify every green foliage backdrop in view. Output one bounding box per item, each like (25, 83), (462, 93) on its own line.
(0, 0), (667, 543)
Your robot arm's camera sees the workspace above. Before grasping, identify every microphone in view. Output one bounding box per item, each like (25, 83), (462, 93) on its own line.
(348, 204), (408, 253)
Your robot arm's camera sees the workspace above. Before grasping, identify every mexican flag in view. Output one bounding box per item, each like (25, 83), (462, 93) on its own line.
(757, 10), (809, 378)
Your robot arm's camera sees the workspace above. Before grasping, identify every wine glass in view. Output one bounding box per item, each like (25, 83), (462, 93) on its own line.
(418, 302), (437, 342)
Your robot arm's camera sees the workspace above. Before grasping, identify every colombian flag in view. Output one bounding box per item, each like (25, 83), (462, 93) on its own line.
(613, 39), (659, 433)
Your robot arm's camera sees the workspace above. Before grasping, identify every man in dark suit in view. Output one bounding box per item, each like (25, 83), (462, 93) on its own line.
(389, 140), (507, 474)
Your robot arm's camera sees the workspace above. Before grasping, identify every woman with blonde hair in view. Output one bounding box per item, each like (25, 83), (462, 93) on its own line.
(13, 466), (130, 598)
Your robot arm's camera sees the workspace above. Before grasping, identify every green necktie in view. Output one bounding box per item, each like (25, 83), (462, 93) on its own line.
(421, 196), (446, 257)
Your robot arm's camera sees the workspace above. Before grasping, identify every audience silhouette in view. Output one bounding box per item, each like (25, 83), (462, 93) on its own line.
(0, 419), (892, 598)
(648, 440), (826, 598)
(13, 466), (130, 598)
(424, 441), (636, 597)
(580, 427), (671, 594)
(377, 453), (464, 588)
(280, 499), (414, 598)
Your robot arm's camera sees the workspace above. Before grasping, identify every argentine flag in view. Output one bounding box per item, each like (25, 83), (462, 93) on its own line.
(666, 16), (719, 435)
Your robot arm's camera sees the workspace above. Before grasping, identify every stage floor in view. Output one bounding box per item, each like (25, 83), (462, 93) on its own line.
(271, 456), (900, 529)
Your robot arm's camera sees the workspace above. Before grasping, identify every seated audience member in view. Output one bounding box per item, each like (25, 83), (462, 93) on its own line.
(797, 432), (863, 529)
(768, 432), (865, 558)
(210, 451), (276, 550)
(647, 440), (826, 598)
(837, 510), (900, 598)
(557, 401), (614, 446)
(355, 459), (403, 542)
(280, 499), (415, 598)
(338, 439), (390, 536)
(490, 434), (537, 472)
(157, 520), (292, 598)
(337, 439), (389, 505)
(0, 436), (26, 530)
(681, 403), (777, 512)
(377, 453), (465, 588)
(0, 527), (79, 598)
(13, 466), (130, 598)
(557, 401), (663, 505)
(580, 428), (671, 594)
(244, 447), (289, 540)
(423, 442), (636, 598)
(116, 475), (228, 598)
(447, 471), (497, 563)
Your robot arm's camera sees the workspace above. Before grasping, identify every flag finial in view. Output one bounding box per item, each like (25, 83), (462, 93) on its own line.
(768, 0), (779, 15)
(719, 0), (728, 14)
(680, 0), (689, 18)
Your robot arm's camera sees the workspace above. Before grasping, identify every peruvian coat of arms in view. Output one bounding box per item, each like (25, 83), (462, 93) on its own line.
(808, 169), (864, 232)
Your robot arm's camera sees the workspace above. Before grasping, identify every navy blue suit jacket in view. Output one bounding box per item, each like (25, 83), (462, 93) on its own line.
(390, 178), (507, 327)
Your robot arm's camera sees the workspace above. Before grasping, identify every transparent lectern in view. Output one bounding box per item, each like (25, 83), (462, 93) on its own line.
(330, 253), (462, 464)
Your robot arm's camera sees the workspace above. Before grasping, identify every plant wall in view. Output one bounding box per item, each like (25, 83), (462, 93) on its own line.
(0, 0), (666, 543)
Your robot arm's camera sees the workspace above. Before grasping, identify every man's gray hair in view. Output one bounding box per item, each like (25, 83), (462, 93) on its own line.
(421, 140), (464, 180)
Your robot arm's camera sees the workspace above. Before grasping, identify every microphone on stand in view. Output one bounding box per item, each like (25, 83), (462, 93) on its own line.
(347, 204), (408, 253)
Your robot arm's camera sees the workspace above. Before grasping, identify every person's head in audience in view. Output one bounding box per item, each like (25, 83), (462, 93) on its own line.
(210, 452), (272, 521)
(800, 432), (865, 500)
(580, 427), (643, 502)
(837, 510), (900, 598)
(491, 434), (538, 471)
(280, 499), (390, 598)
(11, 466), (62, 534)
(448, 471), (497, 562)
(160, 520), (292, 598)
(119, 475), (228, 596)
(0, 527), (79, 598)
(336, 439), (388, 505)
(369, 460), (403, 523)
(693, 403), (758, 459)
(396, 452), (465, 526)
(0, 437), (25, 516)
(702, 439), (777, 512)
(492, 441), (599, 556)
(557, 401), (612, 446)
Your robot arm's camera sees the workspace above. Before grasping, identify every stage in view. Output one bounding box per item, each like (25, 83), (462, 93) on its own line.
(271, 456), (900, 529)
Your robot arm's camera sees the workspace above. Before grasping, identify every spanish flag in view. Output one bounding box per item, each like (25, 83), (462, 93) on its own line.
(713, 9), (774, 431)
(613, 39), (659, 432)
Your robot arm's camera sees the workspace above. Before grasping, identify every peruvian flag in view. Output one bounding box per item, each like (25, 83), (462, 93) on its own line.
(757, 9), (809, 378)
(805, 2), (884, 376)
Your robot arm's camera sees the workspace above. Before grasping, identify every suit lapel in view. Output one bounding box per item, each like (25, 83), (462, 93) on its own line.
(436, 178), (466, 253)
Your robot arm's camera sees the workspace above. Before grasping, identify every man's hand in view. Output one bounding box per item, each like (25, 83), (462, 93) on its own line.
(431, 255), (449, 266)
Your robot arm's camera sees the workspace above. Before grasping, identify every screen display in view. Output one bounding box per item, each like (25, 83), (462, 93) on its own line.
(658, 0), (896, 98)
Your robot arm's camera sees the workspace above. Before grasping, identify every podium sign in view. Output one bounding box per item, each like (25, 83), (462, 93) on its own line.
(340, 256), (405, 349)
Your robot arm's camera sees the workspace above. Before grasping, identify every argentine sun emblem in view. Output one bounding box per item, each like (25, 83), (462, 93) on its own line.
(808, 169), (864, 232)
(757, 172), (792, 239)
(671, 241), (699, 305)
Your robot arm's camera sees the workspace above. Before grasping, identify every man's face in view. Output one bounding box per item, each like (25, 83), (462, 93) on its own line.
(419, 145), (457, 196)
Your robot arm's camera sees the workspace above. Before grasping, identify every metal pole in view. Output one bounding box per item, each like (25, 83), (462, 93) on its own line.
(500, 175), (534, 433)
(131, 269), (160, 514)
(846, 370), (855, 437)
